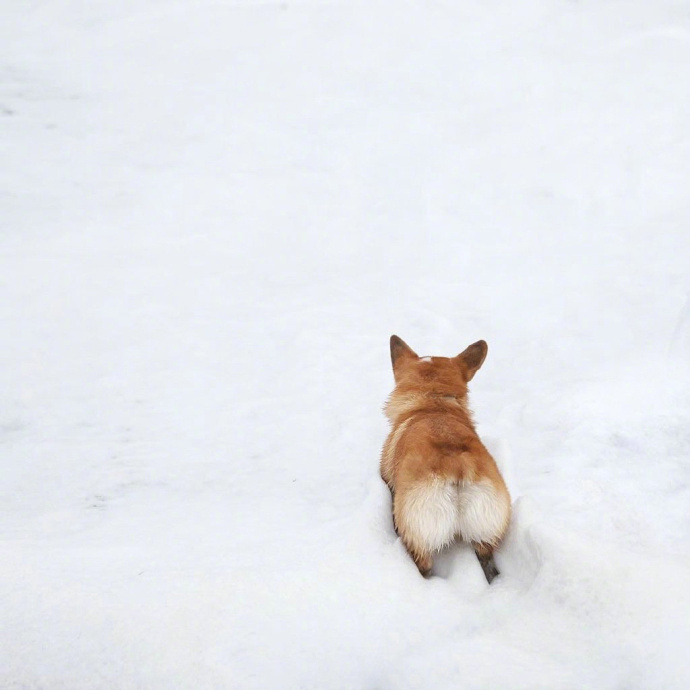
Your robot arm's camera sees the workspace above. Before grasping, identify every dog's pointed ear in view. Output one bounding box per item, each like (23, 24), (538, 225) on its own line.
(456, 340), (488, 381)
(390, 335), (418, 368)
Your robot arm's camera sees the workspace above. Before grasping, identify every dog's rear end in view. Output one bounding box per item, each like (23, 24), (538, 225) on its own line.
(381, 336), (511, 582)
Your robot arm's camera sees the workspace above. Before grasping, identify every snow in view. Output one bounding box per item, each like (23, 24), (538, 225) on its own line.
(2, 0), (690, 687)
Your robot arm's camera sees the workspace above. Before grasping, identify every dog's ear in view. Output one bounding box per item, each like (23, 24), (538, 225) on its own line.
(456, 340), (488, 381)
(390, 335), (418, 369)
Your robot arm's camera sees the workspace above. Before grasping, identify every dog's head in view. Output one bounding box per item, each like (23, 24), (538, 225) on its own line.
(389, 335), (488, 398)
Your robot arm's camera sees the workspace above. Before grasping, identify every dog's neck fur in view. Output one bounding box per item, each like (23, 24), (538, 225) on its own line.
(384, 389), (474, 428)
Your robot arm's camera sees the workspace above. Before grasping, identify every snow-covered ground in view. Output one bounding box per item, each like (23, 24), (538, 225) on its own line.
(2, 1), (690, 687)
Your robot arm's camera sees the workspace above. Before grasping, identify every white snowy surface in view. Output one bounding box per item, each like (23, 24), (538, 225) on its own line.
(2, 1), (690, 688)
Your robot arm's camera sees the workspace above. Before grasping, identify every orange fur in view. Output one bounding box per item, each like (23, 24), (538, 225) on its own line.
(381, 336), (511, 581)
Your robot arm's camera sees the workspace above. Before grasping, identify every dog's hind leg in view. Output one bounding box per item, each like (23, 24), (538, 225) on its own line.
(401, 537), (433, 577)
(394, 479), (457, 577)
(456, 479), (510, 584)
(474, 542), (499, 584)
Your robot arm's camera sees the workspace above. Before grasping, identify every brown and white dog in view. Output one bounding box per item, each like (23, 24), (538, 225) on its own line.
(380, 336), (511, 583)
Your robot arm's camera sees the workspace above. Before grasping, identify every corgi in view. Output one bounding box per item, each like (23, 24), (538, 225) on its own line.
(381, 336), (511, 583)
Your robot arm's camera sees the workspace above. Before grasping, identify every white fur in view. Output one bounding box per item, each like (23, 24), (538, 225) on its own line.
(396, 478), (509, 553)
(385, 392), (469, 424)
(380, 417), (412, 484)
(384, 392), (426, 423)
(419, 356), (432, 363)
(396, 478), (458, 552)
(455, 481), (510, 546)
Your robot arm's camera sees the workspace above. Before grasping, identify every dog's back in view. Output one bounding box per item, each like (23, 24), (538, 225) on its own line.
(381, 336), (511, 582)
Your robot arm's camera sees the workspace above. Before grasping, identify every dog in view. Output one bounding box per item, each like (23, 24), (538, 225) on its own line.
(380, 336), (511, 583)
